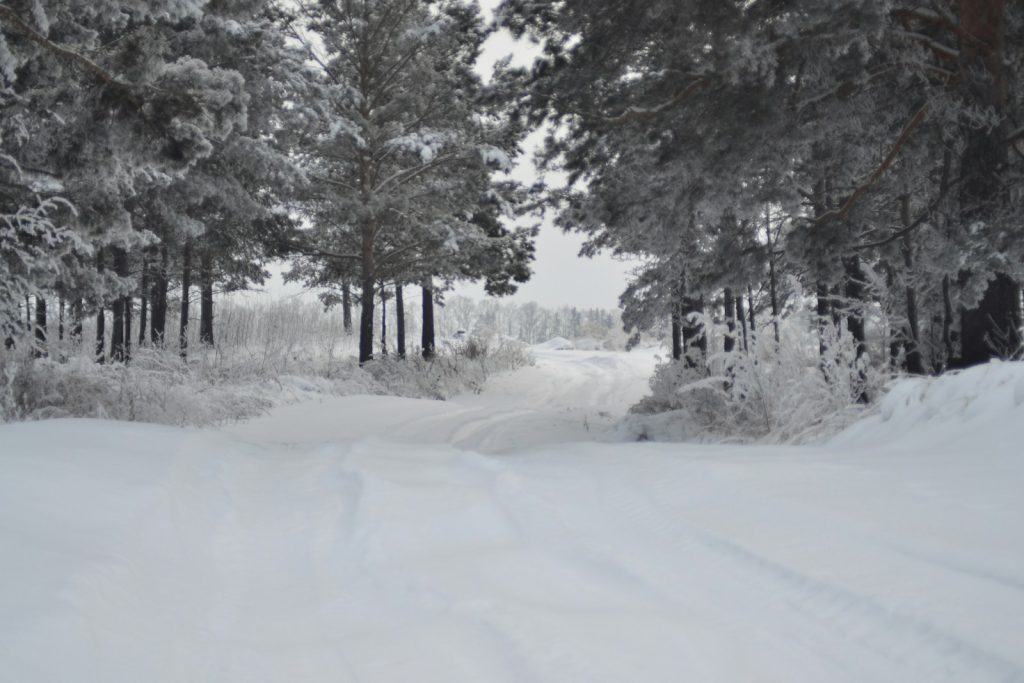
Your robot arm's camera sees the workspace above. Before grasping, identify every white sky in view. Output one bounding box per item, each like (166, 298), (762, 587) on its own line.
(261, 0), (634, 311)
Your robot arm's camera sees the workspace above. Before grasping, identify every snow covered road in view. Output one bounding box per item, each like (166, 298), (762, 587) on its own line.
(2, 350), (1023, 682)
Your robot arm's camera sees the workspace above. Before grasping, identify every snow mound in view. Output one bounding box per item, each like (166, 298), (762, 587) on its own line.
(832, 361), (1024, 452)
(533, 336), (575, 351)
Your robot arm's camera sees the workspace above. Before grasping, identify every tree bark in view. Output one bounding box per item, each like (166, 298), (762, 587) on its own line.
(138, 258), (148, 347)
(396, 284), (406, 359)
(736, 294), (748, 351)
(150, 244), (169, 345)
(900, 196), (926, 374)
(58, 292), (64, 342)
(34, 297), (47, 356)
(199, 251), (214, 347)
(723, 288), (736, 353)
(95, 248), (106, 364)
(71, 298), (83, 344)
(179, 239), (192, 359)
(421, 280), (436, 360)
(358, 219), (376, 364)
(957, 0), (1020, 365)
(816, 281), (832, 357)
(765, 207), (781, 343)
(342, 283), (353, 335)
(110, 248), (127, 362)
(124, 295), (132, 363)
(671, 309), (683, 361)
(380, 282), (388, 357)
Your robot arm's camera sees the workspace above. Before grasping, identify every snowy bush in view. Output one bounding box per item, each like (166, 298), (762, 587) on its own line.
(0, 324), (532, 426)
(627, 313), (887, 444)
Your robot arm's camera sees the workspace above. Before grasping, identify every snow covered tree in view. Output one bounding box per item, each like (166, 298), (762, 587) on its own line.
(286, 0), (529, 363)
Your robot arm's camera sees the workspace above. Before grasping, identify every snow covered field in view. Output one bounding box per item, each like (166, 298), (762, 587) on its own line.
(1, 348), (1023, 682)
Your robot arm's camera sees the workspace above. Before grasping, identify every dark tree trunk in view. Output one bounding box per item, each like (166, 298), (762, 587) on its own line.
(95, 248), (105, 363)
(396, 284), (406, 359)
(843, 256), (869, 403)
(95, 308), (106, 364)
(58, 292), (65, 342)
(816, 281), (832, 357)
(25, 296), (31, 332)
(765, 208), (781, 343)
(942, 274), (956, 364)
(138, 260), (149, 347)
(110, 248), (128, 362)
(747, 285), (757, 336)
(961, 274), (1021, 363)
(358, 219), (376, 365)
(380, 282), (388, 357)
(199, 252), (214, 347)
(900, 196), (925, 374)
(843, 257), (867, 358)
(150, 244), (169, 345)
(124, 296), (132, 363)
(34, 297), (47, 356)
(421, 281), (435, 360)
(359, 275), (375, 364)
(723, 287), (737, 353)
(681, 295), (706, 368)
(179, 239), (192, 359)
(342, 283), (353, 335)
(671, 309), (683, 361)
(736, 294), (748, 351)
(957, 0), (1020, 365)
(71, 298), (83, 343)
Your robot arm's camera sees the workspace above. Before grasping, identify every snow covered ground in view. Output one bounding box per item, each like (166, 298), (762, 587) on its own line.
(1, 348), (1023, 682)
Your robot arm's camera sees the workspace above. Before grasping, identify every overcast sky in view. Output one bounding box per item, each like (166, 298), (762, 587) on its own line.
(262, 0), (634, 311)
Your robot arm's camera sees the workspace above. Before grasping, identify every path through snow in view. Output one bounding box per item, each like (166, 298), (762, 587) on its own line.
(1, 349), (1023, 682)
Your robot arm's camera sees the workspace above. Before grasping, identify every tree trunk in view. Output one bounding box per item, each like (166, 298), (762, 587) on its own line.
(380, 282), (388, 357)
(124, 295), (132, 363)
(681, 295), (706, 368)
(95, 308), (106, 364)
(358, 219), (376, 364)
(95, 247), (106, 364)
(421, 280), (436, 360)
(58, 292), (65, 342)
(723, 287), (736, 353)
(34, 297), (47, 356)
(843, 256), (869, 403)
(71, 298), (83, 344)
(150, 244), (168, 345)
(199, 251), (214, 347)
(736, 294), (748, 351)
(765, 207), (781, 343)
(110, 248), (127, 363)
(900, 196), (925, 374)
(396, 284), (406, 359)
(816, 281), (832, 357)
(138, 259), (148, 347)
(957, 0), (1020, 365)
(961, 274), (1021, 363)
(179, 239), (192, 359)
(671, 308), (683, 361)
(342, 283), (353, 335)
(747, 285), (756, 336)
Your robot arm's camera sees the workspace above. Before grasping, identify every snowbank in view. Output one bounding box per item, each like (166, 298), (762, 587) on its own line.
(532, 336), (575, 350)
(832, 361), (1024, 451)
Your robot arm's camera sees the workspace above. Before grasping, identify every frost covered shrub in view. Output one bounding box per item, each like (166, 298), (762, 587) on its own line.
(629, 313), (886, 444)
(0, 344), (273, 426)
(0, 328), (532, 426)
(363, 337), (532, 399)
